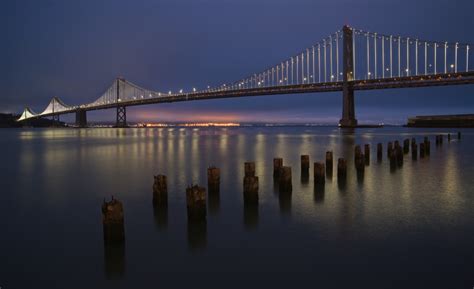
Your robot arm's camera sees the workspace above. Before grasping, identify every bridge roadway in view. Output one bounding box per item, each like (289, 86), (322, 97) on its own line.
(34, 71), (474, 119)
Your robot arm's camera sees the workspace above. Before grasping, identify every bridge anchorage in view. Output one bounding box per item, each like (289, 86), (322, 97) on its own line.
(16, 25), (474, 127)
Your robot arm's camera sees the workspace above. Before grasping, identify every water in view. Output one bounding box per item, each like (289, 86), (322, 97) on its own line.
(0, 127), (473, 289)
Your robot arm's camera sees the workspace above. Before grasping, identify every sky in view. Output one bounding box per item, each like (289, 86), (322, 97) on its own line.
(2, 0), (474, 124)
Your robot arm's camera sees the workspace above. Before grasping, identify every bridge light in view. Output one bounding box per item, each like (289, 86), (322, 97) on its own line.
(168, 91), (172, 95)
(158, 93), (161, 96)
(193, 87), (196, 92)
(179, 89), (183, 93)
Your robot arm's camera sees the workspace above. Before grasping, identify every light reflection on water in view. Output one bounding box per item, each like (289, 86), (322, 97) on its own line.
(1, 127), (473, 288)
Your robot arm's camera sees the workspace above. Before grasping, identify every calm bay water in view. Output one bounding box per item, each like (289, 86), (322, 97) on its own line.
(0, 126), (473, 288)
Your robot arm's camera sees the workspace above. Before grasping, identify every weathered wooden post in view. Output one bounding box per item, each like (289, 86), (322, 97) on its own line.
(389, 150), (397, 169)
(153, 175), (168, 206)
(243, 176), (259, 204)
(152, 175), (168, 229)
(102, 197), (125, 244)
(403, 139), (410, 154)
(354, 145), (362, 163)
(186, 185), (206, 221)
(420, 143), (425, 158)
(279, 166), (292, 193)
(325, 151), (333, 176)
(301, 155), (309, 175)
(207, 167), (220, 193)
(314, 162), (325, 186)
(355, 153), (365, 179)
(364, 144), (370, 164)
(396, 146), (403, 166)
(245, 162), (255, 177)
(377, 143), (383, 161)
(458, 132), (461, 139)
(273, 158), (283, 178)
(411, 137), (417, 147)
(439, 134), (443, 145)
(412, 142), (418, 160)
(337, 158), (347, 179)
(448, 133), (451, 142)
(301, 155), (309, 183)
(425, 139), (431, 156)
(243, 161), (258, 204)
(387, 142), (393, 158)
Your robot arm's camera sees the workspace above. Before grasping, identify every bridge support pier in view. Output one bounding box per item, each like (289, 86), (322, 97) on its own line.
(115, 106), (127, 128)
(340, 86), (357, 127)
(339, 25), (358, 127)
(75, 109), (87, 128)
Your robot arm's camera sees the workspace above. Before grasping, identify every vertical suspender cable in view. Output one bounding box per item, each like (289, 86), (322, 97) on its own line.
(390, 36), (393, 77)
(382, 36), (385, 78)
(324, 40), (327, 82)
(407, 37), (410, 76)
(312, 46), (315, 83)
(398, 37), (401, 77)
(336, 32), (339, 81)
(318, 44), (321, 82)
(329, 36), (333, 81)
(444, 42), (447, 73)
(374, 33), (377, 79)
(367, 34), (370, 79)
(455, 42), (458, 73)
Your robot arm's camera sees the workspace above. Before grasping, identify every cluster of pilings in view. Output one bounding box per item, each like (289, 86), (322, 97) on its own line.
(102, 131), (462, 253)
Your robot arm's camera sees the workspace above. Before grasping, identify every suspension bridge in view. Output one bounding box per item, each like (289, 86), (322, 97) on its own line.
(17, 25), (474, 127)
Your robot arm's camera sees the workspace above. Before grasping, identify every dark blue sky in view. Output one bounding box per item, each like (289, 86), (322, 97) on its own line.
(2, 0), (474, 123)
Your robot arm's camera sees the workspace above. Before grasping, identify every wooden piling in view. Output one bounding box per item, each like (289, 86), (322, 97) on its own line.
(102, 197), (125, 244)
(458, 132), (461, 139)
(325, 151), (333, 175)
(207, 167), (220, 193)
(301, 155), (310, 176)
(355, 153), (365, 173)
(403, 139), (410, 154)
(364, 144), (370, 164)
(279, 166), (292, 193)
(243, 176), (259, 204)
(396, 146), (403, 166)
(448, 133), (451, 142)
(354, 145), (362, 163)
(273, 158), (283, 178)
(244, 162), (255, 177)
(420, 143), (425, 158)
(153, 174), (168, 206)
(314, 162), (325, 186)
(337, 158), (347, 179)
(389, 150), (397, 169)
(377, 143), (383, 161)
(186, 185), (206, 221)
(387, 142), (393, 158)
(412, 143), (418, 160)
(425, 140), (430, 155)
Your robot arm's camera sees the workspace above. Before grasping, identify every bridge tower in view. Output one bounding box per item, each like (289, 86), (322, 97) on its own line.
(75, 109), (87, 128)
(115, 77), (128, 128)
(339, 25), (358, 127)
